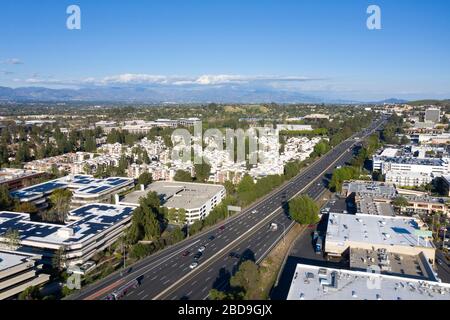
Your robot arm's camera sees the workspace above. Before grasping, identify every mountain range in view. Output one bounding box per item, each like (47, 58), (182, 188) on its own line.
(0, 85), (409, 105)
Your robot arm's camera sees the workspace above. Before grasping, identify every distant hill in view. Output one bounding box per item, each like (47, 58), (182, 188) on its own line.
(373, 98), (409, 104)
(0, 85), (357, 104)
(407, 99), (450, 107)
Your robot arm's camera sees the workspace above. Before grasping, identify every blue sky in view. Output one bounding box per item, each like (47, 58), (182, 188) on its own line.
(1, 0), (450, 101)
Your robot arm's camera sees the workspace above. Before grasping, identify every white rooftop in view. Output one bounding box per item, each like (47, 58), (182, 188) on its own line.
(326, 213), (434, 248)
(287, 264), (450, 300)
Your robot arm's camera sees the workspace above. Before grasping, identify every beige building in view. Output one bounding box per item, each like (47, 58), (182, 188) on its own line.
(0, 250), (50, 300)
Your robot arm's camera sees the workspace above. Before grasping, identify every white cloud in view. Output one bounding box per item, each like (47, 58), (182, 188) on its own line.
(12, 73), (325, 89)
(2, 58), (23, 65)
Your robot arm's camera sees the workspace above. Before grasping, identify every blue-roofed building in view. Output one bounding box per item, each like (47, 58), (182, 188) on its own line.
(10, 174), (135, 211)
(0, 203), (135, 267)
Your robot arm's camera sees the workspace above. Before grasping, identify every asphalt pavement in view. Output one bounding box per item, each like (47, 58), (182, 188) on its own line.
(69, 116), (387, 300)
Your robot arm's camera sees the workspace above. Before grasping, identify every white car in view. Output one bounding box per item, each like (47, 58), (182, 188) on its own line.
(189, 262), (198, 269)
(252, 210), (258, 214)
(198, 246), (206, 253)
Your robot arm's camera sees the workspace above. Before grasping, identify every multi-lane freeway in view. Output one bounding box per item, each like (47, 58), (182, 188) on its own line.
(69, 116), (387, 301)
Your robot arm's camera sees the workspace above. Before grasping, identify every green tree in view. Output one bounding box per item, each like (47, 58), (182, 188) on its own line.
(174, 170), (193, 182)
(178, 208), (186, 225)
(229, 260), (261, 300)
(0, 185), (13, 210)
(49, 189), (73, 222)
(392, 197), (410, 208)
(288, 195), (320, 225)
(52, 246), (67, 271)
(14, 202), (38, 214)
(194, 162), (211, 182)
(18, 286), (41, 300)
(3, 228), (21, 250)
(313, 140), (330, 157)
(137, 172), (153, 187)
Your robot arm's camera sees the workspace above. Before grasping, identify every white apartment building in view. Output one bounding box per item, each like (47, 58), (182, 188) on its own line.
(119, 181), (226, 225)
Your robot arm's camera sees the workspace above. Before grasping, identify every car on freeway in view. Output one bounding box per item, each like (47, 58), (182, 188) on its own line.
(251, 210), (258, 214)
(208, 235), (215, 241)
(198, 246), (206, 253)
(182, 250), (190, 257)
(269, 223), (278, 231)
(438, 259), (444, 266)
(193, 252), (202, 260)
(218, 225), (225, 232)
(229, 252), (241, 259)
(190, 262), (199, 269)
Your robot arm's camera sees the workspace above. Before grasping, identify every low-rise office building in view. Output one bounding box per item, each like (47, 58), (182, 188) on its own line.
(11, 175), (135, 210)
(0, 168), (45, 191)
(0, 203), (135, 267)
(286, 264), (450, 300)
(119, 181), (226, 225)
(0, 250), (50, 300)
(325, 213), (436, 264)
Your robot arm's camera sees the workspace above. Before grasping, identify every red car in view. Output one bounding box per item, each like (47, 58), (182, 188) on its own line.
(182, 250), (190, 257)
(218, 226), (225, 231)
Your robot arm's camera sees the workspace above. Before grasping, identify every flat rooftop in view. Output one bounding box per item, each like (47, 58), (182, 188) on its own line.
(349, 248), (436, 281)
(373, 156), (445, 167)
(357, 197), (396, 216)
(287, 264), (450, 300)
(326, 213), (434, 249)
(11, 175), (134, 201)
(0, 203), (135, 246)
(343, 181), (397, 198)
(121, 181), (225, 210)
(0, 168), (43, 184)
(0, 250), (36, 271)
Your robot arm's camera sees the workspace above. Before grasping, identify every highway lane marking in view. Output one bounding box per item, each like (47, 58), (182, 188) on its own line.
(83, 239), (201, 299)
(141, 294), (149, 300)
(83, 279), (125, 300)
(153, 122), (387, 300)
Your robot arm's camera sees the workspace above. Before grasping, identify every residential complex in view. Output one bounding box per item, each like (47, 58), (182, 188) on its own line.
(0, 168), (45, 191)
(119, 181), (226, 225)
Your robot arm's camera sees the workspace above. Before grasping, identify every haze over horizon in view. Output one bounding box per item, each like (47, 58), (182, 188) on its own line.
(1, 0), (450, 102)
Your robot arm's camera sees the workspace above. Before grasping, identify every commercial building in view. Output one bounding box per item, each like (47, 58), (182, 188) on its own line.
(372, 156), (448, 176)
(0, 168), (45, 191)
(425, 108), (441, 123)
(0, 250), (50, 300)
(324, 213), (436, 263)
(0, 203), (135, 267)
(385, 171), (433, 187)
(119, 181), (226, 225)
(342, 180), (449, 216)
(11, 175), (135, 210)
(286, 264), (450, 300)
(276, 124), (313, 131)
